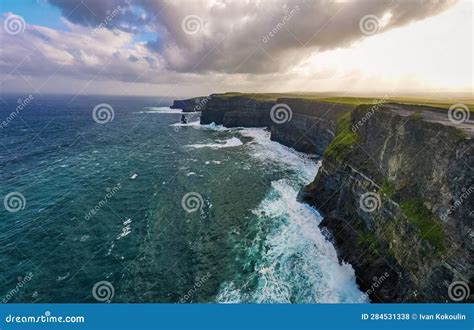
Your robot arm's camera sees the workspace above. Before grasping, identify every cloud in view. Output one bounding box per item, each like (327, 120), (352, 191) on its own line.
(48, 0), (150, 33)
(45, 0), (456, 74)
(0, 0), (466, 96)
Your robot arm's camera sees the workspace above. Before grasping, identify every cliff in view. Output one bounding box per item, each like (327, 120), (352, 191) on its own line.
(200, 95), (274, 127)
(177, 93), (473, 302)
(200, 94), (353, 154)
(301, 105), (473, 302)
(170, 97), (209, 112)
(270, 98), (352, 154)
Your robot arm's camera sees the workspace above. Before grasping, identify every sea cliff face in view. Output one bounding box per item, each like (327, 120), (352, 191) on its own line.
(178, 93), (473, 302)
(200, 96), (274, 127)
(270, 98), (352, 154)
(199, 95), (352, 154)
(301, 105), (473, 302)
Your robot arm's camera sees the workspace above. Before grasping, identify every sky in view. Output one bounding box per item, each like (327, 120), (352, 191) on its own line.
(0, 0), (472, 98)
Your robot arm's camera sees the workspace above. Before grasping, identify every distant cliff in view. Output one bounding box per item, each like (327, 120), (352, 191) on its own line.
(173, 93), (473, 302)
(171, 97), (210, 112)
(200, 94), (352, 154)
(200, 95), (274, 127)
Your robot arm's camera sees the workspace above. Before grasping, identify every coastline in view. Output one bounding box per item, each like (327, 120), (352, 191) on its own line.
(173, 93), (473, 303)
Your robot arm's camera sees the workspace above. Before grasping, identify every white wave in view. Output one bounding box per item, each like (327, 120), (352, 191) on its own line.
(217, 179), (367, 303)
(135, 107), (183, 114)
(238, 128), (318, 181)
(170, 121), (201, 127)
(117, 219), (132, 240)
(193, 122), (241, 132)
(187, 137), (243, 149)
(56, 273), (70, 282)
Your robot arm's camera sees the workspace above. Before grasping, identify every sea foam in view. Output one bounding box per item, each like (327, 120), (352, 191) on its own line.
(216, 127), (366, 303)
(187, 137), (243, 149)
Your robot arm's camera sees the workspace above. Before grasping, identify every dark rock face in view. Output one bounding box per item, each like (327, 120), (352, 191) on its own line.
(200, 96), (274, 127)
(171, 97), (210, 112)
(199, 95), (352, 154)
(302, 105), (473, 302)
(270, 98), (352, 154)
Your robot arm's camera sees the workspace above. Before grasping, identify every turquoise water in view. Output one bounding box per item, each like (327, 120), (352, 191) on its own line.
(0, 95), (365, 303)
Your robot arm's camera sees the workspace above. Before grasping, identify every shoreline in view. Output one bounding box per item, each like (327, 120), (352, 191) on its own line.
(173, 94), (473, 303)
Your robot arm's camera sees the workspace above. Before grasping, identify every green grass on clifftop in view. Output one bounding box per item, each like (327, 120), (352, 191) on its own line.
(215, 92), (474, 111)
(324, 112), (359, 160)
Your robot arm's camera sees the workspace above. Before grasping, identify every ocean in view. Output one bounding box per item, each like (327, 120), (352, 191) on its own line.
(0, 95), (366, 303)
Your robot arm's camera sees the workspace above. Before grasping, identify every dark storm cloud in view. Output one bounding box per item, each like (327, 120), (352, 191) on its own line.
(46, 0), (457, 74)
